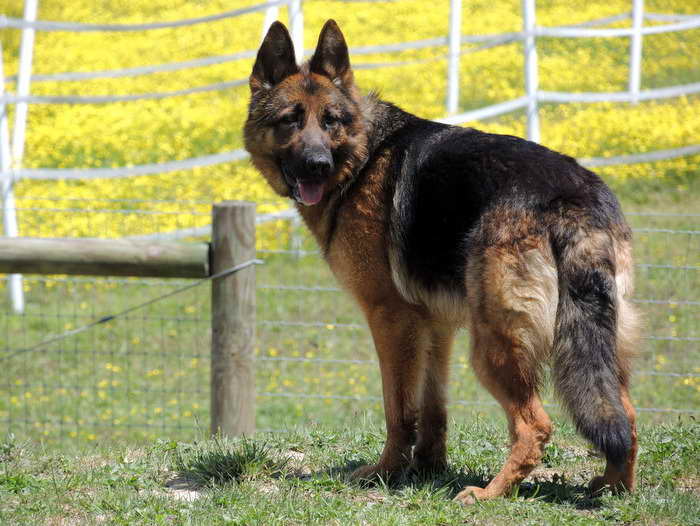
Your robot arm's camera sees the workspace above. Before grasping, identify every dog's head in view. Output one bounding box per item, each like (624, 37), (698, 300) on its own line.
(244, 20), (368, 206)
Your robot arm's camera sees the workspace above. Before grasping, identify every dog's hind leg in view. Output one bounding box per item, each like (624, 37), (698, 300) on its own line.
(455, 242), (557, 505)
(588, 385), (637, 494)
(454, 323), (553, 505)
(350, 302), (431, 482)
(412, 324), (456, 474)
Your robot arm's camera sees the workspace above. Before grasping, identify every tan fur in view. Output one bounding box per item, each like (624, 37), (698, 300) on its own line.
(614, 234), (641, 372)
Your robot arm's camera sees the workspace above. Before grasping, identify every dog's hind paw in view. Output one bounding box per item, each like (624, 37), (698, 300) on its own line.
(588, 475), (631, 496)
(454, 486), (488, 506)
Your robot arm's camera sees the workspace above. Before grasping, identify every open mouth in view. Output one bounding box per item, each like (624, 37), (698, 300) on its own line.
(282, 164), (326, 206)
(295, 180), (325, 206)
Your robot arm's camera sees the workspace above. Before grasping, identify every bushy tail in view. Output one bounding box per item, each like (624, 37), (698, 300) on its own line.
(551, 230), (632, 469)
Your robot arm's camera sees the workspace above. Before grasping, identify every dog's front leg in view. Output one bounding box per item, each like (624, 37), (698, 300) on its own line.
(350, 304), (429, 483)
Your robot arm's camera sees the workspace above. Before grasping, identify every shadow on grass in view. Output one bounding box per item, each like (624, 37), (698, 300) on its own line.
(308, 459), (602, 509)
(170, 440), (604, 510)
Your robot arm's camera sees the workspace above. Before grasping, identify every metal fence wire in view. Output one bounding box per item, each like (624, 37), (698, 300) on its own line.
(1, 0), (699, 444)
(0, 202), (698, 444)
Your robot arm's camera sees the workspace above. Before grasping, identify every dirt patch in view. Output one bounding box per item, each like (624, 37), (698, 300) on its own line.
(281, 449), (312, 477)
(529, 466), (568, 484)
(677, 476), (700, 496)
(164, 475), (204, 502)
(351, 490), (387, 504)
(254, 480), (281, 495)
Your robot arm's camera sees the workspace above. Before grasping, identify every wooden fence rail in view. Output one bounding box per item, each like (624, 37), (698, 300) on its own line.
(0, 236), (209, 278)
(0, 200), (256, 437)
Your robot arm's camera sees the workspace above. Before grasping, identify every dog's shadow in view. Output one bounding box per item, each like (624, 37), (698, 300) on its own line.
(306, 459), (601, 509)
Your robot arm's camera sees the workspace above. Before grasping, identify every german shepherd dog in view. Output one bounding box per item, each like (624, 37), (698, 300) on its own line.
(244, 20), (639, 504)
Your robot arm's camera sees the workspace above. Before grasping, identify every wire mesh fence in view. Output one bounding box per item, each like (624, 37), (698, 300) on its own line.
(1, 201), (698, 446)
(0, 202), (212, 444)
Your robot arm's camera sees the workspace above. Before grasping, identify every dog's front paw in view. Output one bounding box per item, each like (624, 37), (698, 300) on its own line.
(350, 463), (401, 484)
(454, 485), (488, 506)
(411, 446), (447, 475)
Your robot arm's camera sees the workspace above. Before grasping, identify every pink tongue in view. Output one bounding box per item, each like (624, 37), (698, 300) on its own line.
(298, 181), (324, 205)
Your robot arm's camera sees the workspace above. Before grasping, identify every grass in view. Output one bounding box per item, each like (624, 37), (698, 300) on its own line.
(1, 418), (698, 525)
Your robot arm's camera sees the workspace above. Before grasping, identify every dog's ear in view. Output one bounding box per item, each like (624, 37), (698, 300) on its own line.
(310, 20), (353, 87)
(250, 21), (299, 94)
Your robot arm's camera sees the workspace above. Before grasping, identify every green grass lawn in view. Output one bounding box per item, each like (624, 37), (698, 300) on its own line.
(1, 417), (698, 525)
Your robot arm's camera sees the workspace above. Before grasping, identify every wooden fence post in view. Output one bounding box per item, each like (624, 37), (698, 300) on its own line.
(210, 201), (256, 437)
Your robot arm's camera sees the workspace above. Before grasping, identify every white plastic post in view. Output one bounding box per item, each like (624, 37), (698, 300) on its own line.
(288, 0), (304, 63)
(261, 4), (279, 41)
(629, 0), (644, 103)
(522, 0), (540, 143)
(4, 0), (37, 314)
(447, 0), (462, 115)
(12, 0), (38, 166)
(0, 44), (25, 313)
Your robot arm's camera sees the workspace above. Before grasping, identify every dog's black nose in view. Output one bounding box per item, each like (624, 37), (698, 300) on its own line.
(305, 152), (333, 177)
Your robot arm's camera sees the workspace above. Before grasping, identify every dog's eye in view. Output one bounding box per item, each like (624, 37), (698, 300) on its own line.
(323, 114), (339, 129)
(278, 113), (298, 126)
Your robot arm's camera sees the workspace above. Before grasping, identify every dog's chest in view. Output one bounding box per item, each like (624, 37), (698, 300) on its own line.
(325, 182), (396, 307)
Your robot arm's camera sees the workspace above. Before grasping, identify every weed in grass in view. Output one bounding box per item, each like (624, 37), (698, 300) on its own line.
(172, 435), (289, 487)
(0, 472), (39, 495)
(0, 434), (19, 463)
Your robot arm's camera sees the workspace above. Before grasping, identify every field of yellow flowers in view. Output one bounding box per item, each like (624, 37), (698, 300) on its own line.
(1, 1), (699, 446)
(0, 0), (699, 238)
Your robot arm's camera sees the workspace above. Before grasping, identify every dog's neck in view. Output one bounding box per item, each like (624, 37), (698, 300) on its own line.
(361, 94), (414, 158)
